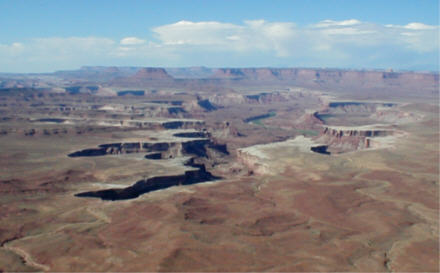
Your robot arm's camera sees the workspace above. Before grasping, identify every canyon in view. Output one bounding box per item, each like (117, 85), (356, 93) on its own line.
(0, 66), (438, 272)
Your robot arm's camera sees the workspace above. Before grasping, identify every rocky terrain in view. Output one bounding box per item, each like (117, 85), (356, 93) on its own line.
(0, 67), (438, 272)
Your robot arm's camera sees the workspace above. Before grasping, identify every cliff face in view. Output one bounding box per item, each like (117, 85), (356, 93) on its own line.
(316, 126), (394, 153)
(211, 68), (438, 92)
(6, 67), (436, 94)
(205, 93), (246, 105)
(75, 158), (220, 201)
(212, 68), (246, 79)
(245, 92), (288, 104)
(71, 132), (228, 200)
(107, 67), (175, 87)
(212, 68), (437, 83)
(321, 127), (392, 138)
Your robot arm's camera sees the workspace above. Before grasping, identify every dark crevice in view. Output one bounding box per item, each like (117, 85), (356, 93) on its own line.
(311, 145), (331, 155)
(117, 90), (145, 96)
(70, 135), (228, 200)
(243, 112), (276, 123)
(75, 158), (220, 201)
(144, 153), (162, 160)
(173, 132), (208, 138)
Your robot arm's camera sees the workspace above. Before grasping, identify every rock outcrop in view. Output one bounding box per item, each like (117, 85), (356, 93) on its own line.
(212, 68), (437, 85)
(236, 148), (270, 175)
(132, 68), (173, 81)
(316, 126), (394, 153)
(292, 112), (324, 129)
(68, 138), (228, 159)
(71, 132), (229, 200)
(213, 68), (281, 81)
(204, 92), (246, 106)
(5, 67), (437, 95)
(211, 68), (439, 93)
(321, 126), (392, 138)
(245, 92), (289, 104)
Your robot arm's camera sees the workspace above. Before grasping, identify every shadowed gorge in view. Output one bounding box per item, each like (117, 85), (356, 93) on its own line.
(117, 90), (145, 96)
(310, 145), (330, 155)
(69, 131), (227, 199)
(75, 159), (220, 201)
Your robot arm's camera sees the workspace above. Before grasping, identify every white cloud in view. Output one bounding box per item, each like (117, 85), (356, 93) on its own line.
(404, 22), (436, 30)
(311, 19), (438, 53)
(152, 20), (297, 56)
(0, 42), (25, 56)
(0, 19), (438, 72)
(153, 20), (242, 46)
(321, 27), (376, 35)
(120, 37), (146, 45)
(314, 19), (361, 28)
(152, 19), (438, 56)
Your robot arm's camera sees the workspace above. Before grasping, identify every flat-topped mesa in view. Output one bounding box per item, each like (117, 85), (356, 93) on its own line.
(103, 66), (121, 73)
(132, 67), (174, 81)
(214, 68), (281, 81)
(206, 92), (246, 106)
(326, 101), (396, 113)
(209, 68), (438, 93)
(212, 68), (246, 79)
(205, 91), (298, 107)
(317, 125), (395, 153)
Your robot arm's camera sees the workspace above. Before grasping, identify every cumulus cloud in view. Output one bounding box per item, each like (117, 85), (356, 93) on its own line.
(120, 37), (146, 45)
(0, 42), (25, 56)
(0, 19), (438, 72)
(152, 20), (296, 56)
(403, 22), (436, 30)
(314, 19), (361, 28)
(152, 19), (438, 58)
(153, 20), (240, 46)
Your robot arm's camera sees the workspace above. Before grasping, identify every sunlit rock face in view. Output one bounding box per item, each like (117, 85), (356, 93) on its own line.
(316, 125), (396, 153)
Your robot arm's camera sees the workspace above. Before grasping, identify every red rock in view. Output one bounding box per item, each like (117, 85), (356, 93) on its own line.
(132, 67), (173, 80)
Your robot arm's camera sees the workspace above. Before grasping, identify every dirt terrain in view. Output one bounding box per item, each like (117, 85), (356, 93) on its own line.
(0, 67), (438, 272)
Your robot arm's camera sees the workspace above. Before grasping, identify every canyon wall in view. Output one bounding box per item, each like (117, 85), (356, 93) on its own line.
(4, 66), (437, 95)
(316, 126), (395, 153)
(211, 68), (438, 92)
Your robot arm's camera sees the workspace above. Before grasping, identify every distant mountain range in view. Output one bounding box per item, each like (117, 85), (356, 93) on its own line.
(0, 66), (438, 95)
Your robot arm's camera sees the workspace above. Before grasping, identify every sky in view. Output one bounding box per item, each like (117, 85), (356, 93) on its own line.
(0, 0), (439, 73)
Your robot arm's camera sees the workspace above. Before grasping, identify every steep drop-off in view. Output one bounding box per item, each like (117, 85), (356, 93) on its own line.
(71, 133), (229, 200)
(75, 159), (220, 201)
(315, 125), (395, 153)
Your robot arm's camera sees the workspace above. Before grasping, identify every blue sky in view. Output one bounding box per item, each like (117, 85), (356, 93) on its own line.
(0, 0), (438, 72)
